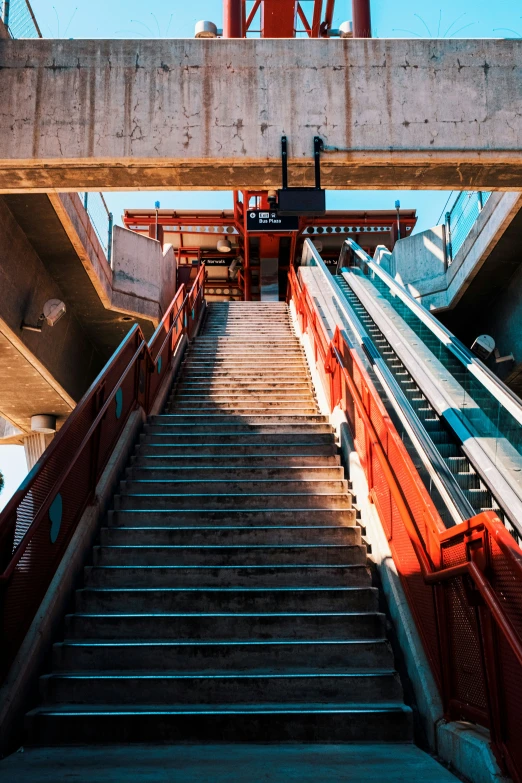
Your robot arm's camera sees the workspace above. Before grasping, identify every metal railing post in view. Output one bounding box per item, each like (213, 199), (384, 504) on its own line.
(445, 211), (452, 265)
(478, 191), (484, 212)
(2, 0), (10, 27)
(83, 192), (89, 211)
(107, 212), (113, 266)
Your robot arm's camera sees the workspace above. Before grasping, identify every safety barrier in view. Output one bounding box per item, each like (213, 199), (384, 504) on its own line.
(288, 263), (522, 782)
(78, 193), (114, 263)
(445, 191), (492, 262)
(1, 0), (41, 39)
(0, 266), (205, 679)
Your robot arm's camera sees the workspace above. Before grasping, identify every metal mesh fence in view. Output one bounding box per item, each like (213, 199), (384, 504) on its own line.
(447, 190), (492, 261)
(1, 0), (41, 38)
(78, 193), (113, 259)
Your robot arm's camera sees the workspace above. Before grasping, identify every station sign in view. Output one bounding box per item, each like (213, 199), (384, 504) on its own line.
(246, 210), (299, 232)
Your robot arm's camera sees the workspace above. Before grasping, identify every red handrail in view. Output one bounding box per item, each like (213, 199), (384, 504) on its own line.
(288, 263), (522, 781)
(0, 268), (205, 677)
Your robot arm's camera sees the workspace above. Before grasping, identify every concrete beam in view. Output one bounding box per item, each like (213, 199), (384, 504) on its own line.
(1, 39), (522, 191)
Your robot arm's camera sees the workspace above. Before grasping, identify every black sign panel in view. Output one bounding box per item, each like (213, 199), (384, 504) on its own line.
(246, 210), (299, 232)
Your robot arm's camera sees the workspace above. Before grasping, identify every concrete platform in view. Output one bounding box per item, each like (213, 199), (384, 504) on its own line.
(0, 743), (460, 783)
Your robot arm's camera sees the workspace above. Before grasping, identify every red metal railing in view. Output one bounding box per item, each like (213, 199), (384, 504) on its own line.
(288, 264), (522, 781)
(0, 266), (205, 678)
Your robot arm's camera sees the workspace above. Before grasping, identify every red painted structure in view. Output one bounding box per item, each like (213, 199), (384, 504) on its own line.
(228, 0), (371, 39)
(123, 199), (416, 302)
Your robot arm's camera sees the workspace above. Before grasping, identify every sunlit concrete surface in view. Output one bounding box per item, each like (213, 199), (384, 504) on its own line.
(0, 743), (461, 782)
(1, 38), (522, 191)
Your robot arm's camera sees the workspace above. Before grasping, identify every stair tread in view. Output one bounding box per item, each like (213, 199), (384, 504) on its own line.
(25, 302), (411, 747)
(28, 702), (411, 715)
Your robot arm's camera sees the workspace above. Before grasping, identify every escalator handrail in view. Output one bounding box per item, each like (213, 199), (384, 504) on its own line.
(340, 238), (522, 429)
(301, 239), (476, 525)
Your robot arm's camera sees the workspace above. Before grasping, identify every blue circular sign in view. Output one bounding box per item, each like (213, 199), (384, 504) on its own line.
(49, 494), (63, 544)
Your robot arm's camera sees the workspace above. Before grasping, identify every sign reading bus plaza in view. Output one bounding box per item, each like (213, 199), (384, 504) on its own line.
(246, 210), (299, 232)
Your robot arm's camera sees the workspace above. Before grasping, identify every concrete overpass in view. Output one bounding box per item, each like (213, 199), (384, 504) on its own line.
(0, 38), (522, 192)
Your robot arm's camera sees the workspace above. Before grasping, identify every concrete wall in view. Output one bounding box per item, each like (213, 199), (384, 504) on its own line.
(52, 194), (178, 324)
(395, 193), (522, 311)
(0, 198), (97, 432)
(1, 38), (522, 191)
(112, 227), (177, 320)
(392, 226), (447, 299)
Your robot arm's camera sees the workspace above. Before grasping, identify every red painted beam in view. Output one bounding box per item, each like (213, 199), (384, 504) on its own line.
(261, 0), (296, 38)
(223, 0), (243, 38)
(352, 0), (371, 38)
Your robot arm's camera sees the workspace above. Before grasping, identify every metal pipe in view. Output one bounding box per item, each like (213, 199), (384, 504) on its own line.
(107, 213), (114, 267)
(352, 0), (371, 38)
(223, 0), (243, 38)
(2, 0), (10, 28)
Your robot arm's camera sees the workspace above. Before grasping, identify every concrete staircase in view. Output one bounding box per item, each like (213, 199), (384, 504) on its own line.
(26, 302), (412, 744)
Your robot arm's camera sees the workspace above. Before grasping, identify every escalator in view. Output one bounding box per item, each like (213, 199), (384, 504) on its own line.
(302, 239), (522, 544)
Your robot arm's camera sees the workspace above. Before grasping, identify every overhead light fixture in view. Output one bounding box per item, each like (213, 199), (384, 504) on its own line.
(217, 238), (232, 253)
(21, 299), (67, 333)
(195, 20), (218, 38)
(31, 414), (57, 434)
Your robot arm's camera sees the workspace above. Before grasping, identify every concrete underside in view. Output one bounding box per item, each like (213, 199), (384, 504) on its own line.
(0, 744), (459, 782)
(440, 206), (522, 395)
(1, 38), (522, 191)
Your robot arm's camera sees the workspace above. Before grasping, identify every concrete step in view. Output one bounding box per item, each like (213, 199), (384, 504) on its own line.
(130, 455), (341, 468)
(170, 396), (315, 404)
(184, 352), (305, 358)
(125, 466), (345, 480)
(84, 563), (369, 588)
(173, 381), (313, 388)
(40, 669), (402, 706)
(108, 508), (357, 527)
(147, 415), (327, 425)
(136, 443), (339, 456)
(75, 585), (377, 614)
(165, 408), (319, 414)
(63, 611), (386, 641)
(115, 492), (352, 511)
(165, 405), (319, 413)
(139, 433), (335, 445)
(25, 702), (413, 744)
(52, 638), (394, 673)
(101, 525), (359, 547)
(143, 426), (332, 437)
(177, 378), (311, 385)
(120, 478), (348, 495)
(144, 426), (331, 437)
(181, 363), (308, 370)
(92, 542), (366, 567)
(181, 369), (310, 377)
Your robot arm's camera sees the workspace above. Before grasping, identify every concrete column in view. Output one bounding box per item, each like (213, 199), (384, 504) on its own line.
(24, 432), (54, 470)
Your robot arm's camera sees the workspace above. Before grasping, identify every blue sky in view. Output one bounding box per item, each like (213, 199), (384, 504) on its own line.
(2, 0), (521, 508)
